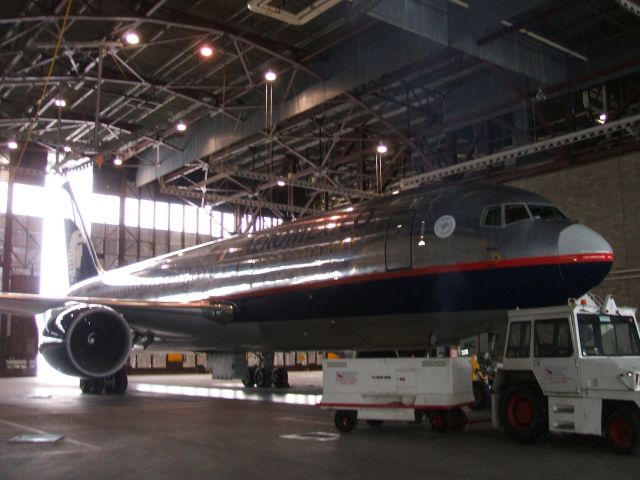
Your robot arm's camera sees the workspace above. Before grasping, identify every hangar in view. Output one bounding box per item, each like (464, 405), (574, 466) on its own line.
(0, 0), (640, 477)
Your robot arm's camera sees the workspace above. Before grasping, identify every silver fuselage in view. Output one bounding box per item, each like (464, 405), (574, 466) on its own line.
(65, 184), (613, 351)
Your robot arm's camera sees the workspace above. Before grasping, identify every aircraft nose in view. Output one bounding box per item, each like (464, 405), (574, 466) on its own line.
(558, 223), (612, 256)
(558, 224), (613, 295)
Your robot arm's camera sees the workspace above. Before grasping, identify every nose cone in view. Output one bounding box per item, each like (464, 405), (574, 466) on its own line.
(558, 224), (612, 256)
(558, 224), (613, 295)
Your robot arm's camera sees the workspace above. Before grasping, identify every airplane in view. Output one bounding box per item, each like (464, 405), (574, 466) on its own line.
(0, 182), (614, 394)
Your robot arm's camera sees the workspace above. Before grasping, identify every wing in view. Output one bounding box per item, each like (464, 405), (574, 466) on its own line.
(0, 292), (69, 316)
(0, 292), (216, 315)
(0, 292), (235, 335)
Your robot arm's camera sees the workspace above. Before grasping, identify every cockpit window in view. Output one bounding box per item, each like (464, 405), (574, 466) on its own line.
(481, 206), (502, 227)
(504, 204), (530, 224)
(528, 204), (566, 220)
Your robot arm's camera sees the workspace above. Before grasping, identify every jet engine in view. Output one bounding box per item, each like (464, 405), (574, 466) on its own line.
(40, 304), (132, 378)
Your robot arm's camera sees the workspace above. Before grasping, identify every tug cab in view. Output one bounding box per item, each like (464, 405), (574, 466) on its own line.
(493, 295), (640, 453)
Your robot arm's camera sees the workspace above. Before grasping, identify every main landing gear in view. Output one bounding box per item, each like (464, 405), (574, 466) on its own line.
(80, 369), (128, 395)
(242, 353), (289, 389)
(243, 366), (289, 388)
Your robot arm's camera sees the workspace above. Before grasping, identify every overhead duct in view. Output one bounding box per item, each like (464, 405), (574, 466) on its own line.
(247, 0), (342, 26)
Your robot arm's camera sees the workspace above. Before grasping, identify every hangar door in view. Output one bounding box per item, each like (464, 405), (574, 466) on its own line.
(385, 211), (415, 271)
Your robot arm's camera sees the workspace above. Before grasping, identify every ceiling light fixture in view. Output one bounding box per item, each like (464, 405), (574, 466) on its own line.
(276, 177), (286, 187)
(63, 145), (72, 153)
(176, 121), (187, 132)
(113, 157), (123, 166)
(8, 140), (18, 150)
(54, 98), (66, 107)
(598, 112), (608, 124)
(125, 32), (140, 45)
(264, 70), (277, 82)
(376, 142), (388, 154)
(200, 45), (214, 57)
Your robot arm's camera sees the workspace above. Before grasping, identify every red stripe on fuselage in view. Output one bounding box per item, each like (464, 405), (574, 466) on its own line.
(218, 253), (614, 301)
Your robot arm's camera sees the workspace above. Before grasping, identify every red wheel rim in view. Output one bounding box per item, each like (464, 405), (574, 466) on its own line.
(507, 394), (534, 430)
(609, 417), (632, 448)
(432, 414), (445, 430)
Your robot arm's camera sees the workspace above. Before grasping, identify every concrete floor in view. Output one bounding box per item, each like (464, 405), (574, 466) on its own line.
(0, 372), (637, 480)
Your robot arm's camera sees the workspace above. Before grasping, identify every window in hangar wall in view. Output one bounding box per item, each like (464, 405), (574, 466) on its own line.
(0, 179), (281, 235)
(0, 169), (284, 291)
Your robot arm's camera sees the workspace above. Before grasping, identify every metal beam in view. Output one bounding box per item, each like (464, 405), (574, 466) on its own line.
(136, 24), (442, 186)
(213, 166), (382, 200)
(159, 184), (321, 216)
(396, 112), (640, 189)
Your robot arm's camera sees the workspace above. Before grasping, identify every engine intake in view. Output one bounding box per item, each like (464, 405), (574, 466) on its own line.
(40, 305), (132, 378)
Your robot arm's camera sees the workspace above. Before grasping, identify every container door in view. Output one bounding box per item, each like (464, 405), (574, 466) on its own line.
(385, 211), (415, 271)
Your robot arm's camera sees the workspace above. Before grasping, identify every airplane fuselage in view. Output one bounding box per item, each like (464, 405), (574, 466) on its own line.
(65, 184), (613, 351)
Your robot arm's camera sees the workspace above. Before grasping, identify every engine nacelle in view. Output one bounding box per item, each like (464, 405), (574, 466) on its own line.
(40, 304), (132, 378)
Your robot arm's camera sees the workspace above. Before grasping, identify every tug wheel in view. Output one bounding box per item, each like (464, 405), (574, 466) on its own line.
(605, 408), (639, 454)
(499, 384), (547, 443)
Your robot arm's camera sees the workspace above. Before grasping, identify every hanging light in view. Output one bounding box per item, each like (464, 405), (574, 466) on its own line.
(63, 145), (72, 153)
(199, 45), (214, 58)
(176, 121), (187, 132)
(113, 156), (123, 166)
(124, 32), (140, 45)
(8, 140), (18, 150)
(54, 98), (66, 107)
(597, 112), (608, 124)
(276, 177), (286, 187)
(376, 142), (388, 154)
(264, 70), (277, 82)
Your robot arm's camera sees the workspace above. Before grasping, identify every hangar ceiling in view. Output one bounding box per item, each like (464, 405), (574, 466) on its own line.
(1, 0), (640, 221)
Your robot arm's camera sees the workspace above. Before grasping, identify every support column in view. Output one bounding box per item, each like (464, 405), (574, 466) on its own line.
(0, 168), (14, 373)
(118, 171), (126, 266)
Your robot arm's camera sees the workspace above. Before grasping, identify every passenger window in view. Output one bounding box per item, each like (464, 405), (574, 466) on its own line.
(481, 206), (502, 227)
(506, 321), (531, 358)
(534, 318), (573, 357)
(504, 204), (531, 224)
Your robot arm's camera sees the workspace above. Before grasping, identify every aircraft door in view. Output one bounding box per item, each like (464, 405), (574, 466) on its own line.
(385, 211), (415, 271)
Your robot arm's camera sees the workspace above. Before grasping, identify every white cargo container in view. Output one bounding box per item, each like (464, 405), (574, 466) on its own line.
(320, 357), (474, 432)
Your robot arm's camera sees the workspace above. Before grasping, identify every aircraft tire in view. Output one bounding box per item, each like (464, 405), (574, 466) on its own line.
(105, 370), (128, 394)
(254, 367), (272, 388)
(605, 407), (639, 454)
(500, 383), (547, 443)
(242, 367), (256, 388)
(271, 367), (289, 388)
(80, 377), (105, 395)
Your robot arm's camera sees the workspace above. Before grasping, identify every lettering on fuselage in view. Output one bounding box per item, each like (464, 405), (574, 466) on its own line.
(246, 207), (375, 255)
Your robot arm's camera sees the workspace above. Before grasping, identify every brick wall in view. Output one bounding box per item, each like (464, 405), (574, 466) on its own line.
(508, 151), (640, 307)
